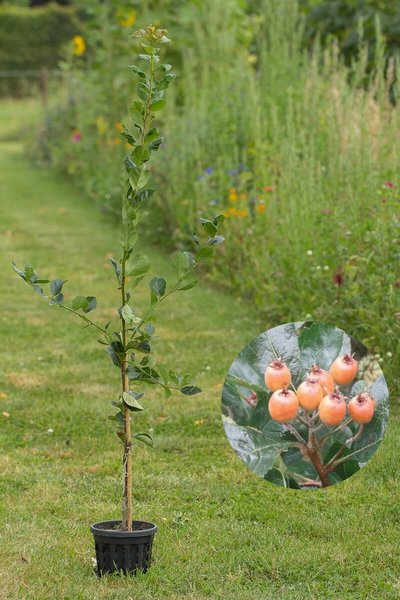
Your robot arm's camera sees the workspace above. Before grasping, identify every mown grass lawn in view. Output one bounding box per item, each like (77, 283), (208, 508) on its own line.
(1, 100), (400, 600)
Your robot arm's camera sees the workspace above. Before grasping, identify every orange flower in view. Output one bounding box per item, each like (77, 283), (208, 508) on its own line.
(114, 122), (124, 133)
(264, 185), (274, 192)
(256, 204), (266, 213)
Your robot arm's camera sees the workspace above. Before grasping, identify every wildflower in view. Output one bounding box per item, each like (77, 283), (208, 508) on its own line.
(2, 411), (10, 418)
(237, 209), (249, 218)
(47, 428), (54, 434)
(204, 167), (213, 175)
(194, 419), (205, 426)
(387, 352), (393, 358)
(264, 185), (274, 192)
(248, 54), (258, 65)
(255, 203), (266, 213)
(96, 116), (107, 135)
(223, 207), (237, 218)
(117, 10), (136, 28)
(115, 122), (124, 133)
(0, 392), (8, 399)
(72, 35), (86, 57)
(72, 130), (81, 142)
(324, 265), (329, 270)
(306, 250), (313, 256)
(228, 188), (238, 202)
(384, 181), (395, 189)
(333, 270), (345, 286)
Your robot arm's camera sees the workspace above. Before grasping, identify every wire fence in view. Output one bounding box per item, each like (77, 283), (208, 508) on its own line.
(0, 68), (65, 102)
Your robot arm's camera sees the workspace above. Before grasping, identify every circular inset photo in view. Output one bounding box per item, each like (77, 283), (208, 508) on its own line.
(221, 322), (389, 489)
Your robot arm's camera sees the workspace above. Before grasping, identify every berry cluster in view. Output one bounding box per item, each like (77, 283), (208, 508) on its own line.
(265, 356), (375, 427)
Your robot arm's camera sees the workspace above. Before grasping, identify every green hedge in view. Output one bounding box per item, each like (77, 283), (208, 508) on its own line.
(0, 4), (80, 95)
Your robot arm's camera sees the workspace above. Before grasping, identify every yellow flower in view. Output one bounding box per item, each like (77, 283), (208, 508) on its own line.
(237, 209), (249, 218)
(117, 10), (136, 28)
(248, 53), (258, 65)
(223, 207), (238, 218)
(256, 203), (266, 213)
(96, 116), (107, 135)
(228, 188), (238, 202)
(115, 122), (124, 133)
(0, 392), (8, 399)
(72, 35), (86, 57)
(194, 419), (205, 426)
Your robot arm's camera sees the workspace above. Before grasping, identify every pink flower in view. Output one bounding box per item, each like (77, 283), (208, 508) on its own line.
(72, 131), (82, 143)
(384, 181), (395, 189)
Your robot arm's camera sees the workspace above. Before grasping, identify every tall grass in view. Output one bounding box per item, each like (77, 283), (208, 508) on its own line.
(154, 0), (400, 390)
(39, 0), (400, 395)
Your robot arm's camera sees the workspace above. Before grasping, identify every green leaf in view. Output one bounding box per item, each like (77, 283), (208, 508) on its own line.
(108, 413), (124, 426)
(33, 284), (44, 296)
(120, 304), (141, 324)
(24, 264), (38, 283)
(196, 247), (214, 261)
(122, 391), (144, 411)
(132, 432), (153, 447)
(12, 261), (26, 280)
(150, 98), (166, 112)
(199, 218), (217, 236)
(71, 295), (87, 311)
(84, 296), (97, 314)
(126, 253), (150, 277)
(180, 385), (202, 396)
(129, 100), (145, 127)
(49, 292), (64, 305)
(148, 137), (164, 152)
(144, 127), (160, 144)
(132, 145), (150, 165)
(129, 65), (148, 79)
(109, 258), (122, 285)
(172, 252), (191, 277)
(50, 279), (66, 296)
(150, 277), (166, 304)
(177, 278), (198, 291)
(158, 63), (172, 72)
(298, 322), (351, 374)
(106, 346), (122, 367)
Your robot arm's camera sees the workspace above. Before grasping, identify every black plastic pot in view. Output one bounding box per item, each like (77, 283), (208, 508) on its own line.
(90, 520), (157, 576)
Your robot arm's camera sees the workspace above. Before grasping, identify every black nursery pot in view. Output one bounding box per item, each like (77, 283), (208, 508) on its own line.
(90, 520), (157, 576)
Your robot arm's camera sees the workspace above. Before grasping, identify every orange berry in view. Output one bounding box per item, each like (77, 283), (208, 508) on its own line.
(268, 388), (299, 423)
(264, 359), (292, 391)
(318, 392), (347, 426)
(348, 393), (375, 424)
(297, 378), (324, 411)
(309, 365), (335, 393)
(330, 354), (358, 385)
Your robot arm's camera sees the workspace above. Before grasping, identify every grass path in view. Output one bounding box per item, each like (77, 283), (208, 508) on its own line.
(0, 100), (399, 599)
